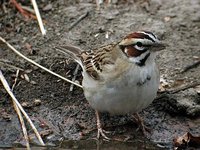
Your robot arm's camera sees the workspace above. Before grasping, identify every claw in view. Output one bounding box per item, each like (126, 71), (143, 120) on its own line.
(95, 110), (110, 140)
(97, 127), (110, 140)
(132, 113), (151, 135)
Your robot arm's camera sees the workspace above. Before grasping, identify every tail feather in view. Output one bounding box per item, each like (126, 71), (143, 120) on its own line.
(56, 45), (84, 68)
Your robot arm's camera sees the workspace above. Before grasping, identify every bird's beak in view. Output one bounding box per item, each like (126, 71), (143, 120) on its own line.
(151, 42), (167, 51)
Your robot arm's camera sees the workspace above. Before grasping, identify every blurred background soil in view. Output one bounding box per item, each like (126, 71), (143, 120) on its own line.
(0, 0), (200, 149)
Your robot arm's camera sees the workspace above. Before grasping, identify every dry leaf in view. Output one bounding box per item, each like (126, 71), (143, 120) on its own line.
(29, 129), (53, 145)
(159, 77), (171, 92)
(173, 132), (200, 149)
(1, 111), (12, 121)
(24, 43), (34, 54)
(40, 129), (53, 138)
(24, 74), (30, 82)
(42, 4), (52, 11)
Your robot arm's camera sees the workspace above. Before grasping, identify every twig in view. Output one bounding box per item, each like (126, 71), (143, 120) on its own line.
(0, 36), (83, 89)
(13, 101), (30, 150)
(0, 61), (24, 71)
(12, 69), (20, 90)
(69, 64), (80, 92)
(10, 0), (31, 19)
(0, 70), (45, 146)
(156, 82), (200, 100)
(2, 3), (7, 13)
(169, 81), (200, 94)
(68, 11), (89, 31)
(181, 60), (200, 73)
(21, 5), (35, 14)
(55, 47), (82, 91)
(31, 0), (46, 35)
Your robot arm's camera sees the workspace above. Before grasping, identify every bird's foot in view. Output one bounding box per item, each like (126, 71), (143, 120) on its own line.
(97, 126), (110, 140)
(132, 113), (151, 135)
(95, 110), (110, 140)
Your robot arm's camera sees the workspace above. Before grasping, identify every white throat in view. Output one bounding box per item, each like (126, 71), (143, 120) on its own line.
(128, 50), (150, 64)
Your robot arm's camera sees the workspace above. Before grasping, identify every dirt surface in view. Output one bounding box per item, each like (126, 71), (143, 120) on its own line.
(0, 0), (200, 149)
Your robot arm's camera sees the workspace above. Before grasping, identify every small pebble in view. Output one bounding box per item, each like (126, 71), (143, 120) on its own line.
(34, 99), (42, 106)
(21, 102), (31, 108)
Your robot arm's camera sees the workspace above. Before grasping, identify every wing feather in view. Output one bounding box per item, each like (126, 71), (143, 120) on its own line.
(56, 44), (117, 80)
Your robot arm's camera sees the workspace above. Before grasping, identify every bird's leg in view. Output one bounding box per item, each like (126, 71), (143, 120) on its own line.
(132, 113), (151, 135)
(95, 110), (110, 140)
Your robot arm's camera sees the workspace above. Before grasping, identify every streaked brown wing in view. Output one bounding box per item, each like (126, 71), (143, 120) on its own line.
(80, 44), (116, 80)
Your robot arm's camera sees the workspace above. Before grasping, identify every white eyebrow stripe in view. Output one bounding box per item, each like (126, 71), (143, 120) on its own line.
(119, 38), (153, 46)
(139, 31), (159, 43)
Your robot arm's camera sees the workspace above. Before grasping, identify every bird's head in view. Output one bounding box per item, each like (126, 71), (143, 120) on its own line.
(119, 31), (166, 66)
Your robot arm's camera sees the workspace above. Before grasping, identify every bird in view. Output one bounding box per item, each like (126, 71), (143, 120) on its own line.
(57, 30), (166, 139)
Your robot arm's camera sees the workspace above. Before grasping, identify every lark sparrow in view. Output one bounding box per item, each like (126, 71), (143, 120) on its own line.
(57, 31), (166, 139)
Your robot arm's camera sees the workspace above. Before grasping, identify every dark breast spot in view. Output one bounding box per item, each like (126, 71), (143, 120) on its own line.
(137, 75), (151, 86)
(147, 75), (151, 80)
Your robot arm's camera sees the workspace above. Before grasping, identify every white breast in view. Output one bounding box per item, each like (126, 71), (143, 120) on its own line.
(82, 57), (159, 115)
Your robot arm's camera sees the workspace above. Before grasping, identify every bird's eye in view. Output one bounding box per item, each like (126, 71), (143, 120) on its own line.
(134, 42), (145, 51)
(136, 42), (143, 47)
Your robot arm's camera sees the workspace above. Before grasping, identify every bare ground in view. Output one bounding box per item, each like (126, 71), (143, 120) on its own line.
(0, 0), (200, 149)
